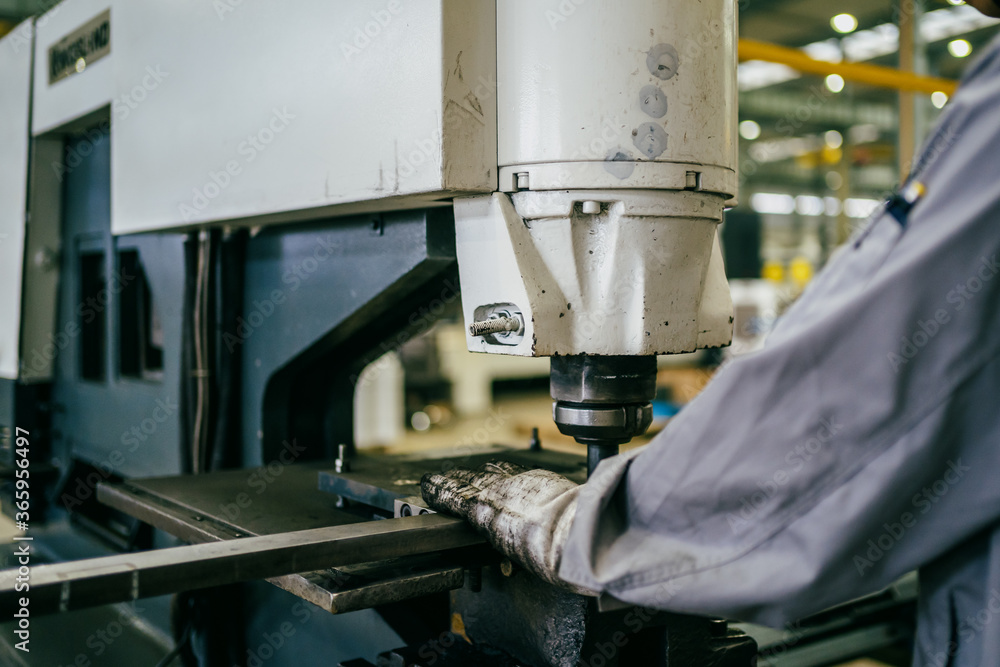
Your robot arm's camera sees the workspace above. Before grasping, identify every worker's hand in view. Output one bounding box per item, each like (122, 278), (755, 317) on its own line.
(421, 461), (593, 594)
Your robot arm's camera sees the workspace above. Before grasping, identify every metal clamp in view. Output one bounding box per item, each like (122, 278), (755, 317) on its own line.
(394, 496), (436, 519)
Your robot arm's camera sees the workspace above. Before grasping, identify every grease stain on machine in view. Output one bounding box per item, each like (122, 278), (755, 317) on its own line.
(647, 43), (679, 80)
(632, 122), (668, 159)
(603, 149), (635, 179)
(638, 84), (668, 118)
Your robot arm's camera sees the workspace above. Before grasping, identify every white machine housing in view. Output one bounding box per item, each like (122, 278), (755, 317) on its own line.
(0, 21), (34, 380)
(7, 0), (736, 377)
(457, 0), (738, 358)
(108, 0), (497, 234)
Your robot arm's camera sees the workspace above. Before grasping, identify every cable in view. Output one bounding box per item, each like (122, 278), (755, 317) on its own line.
(191, 231), (212, 474)
(153, 621), (192, 667)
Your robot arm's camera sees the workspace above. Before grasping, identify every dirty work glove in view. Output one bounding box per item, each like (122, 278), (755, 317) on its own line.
(421, 461), (593, 594)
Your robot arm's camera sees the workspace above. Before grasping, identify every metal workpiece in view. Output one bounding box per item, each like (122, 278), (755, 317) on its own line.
(93, 463), (486, 616)
(318, 447), (588, 514)
(0, 513), (481, 617)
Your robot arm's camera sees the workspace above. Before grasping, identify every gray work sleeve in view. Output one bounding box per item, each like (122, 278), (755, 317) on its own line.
(558, 38), (1000, 627)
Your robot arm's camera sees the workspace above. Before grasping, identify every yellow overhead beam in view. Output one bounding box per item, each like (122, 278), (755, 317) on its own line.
(738, 38), (958, 96)
(0, 20), (14, 40)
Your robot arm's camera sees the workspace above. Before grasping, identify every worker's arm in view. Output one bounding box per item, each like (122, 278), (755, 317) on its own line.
(423, 37), (1000, 626)
(557, 38), (1000, 625)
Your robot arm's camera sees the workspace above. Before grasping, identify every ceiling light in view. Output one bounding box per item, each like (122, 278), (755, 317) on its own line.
(739, 120), (762, 140)
(948, 38), (972, 57)
(751, 193), (796, 215)
(848, 124), (880, 144)
(946, 0), (964, 5)
(824, 130), (844, 149)
(796, 195), (825, 216)
(739, 7), (999, 94)
(831, 13), (859, 34)
(845, 198), (880, 219)
(825, 73), (846, 93)
(931, 91), (949, 108)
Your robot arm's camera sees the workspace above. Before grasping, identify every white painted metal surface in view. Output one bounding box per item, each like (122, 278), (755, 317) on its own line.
(0, 21), (34, 379)
(31, 0), (114, 135)
(110, 0), (497, 235)
(496, 0), (738, 197)
(457, 191), (732, 357)
(457, 0), (737, 358)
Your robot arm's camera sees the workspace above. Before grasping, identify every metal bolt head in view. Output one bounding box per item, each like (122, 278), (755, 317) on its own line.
(500, 559), (515, 577)
(335, 443), (351, 473)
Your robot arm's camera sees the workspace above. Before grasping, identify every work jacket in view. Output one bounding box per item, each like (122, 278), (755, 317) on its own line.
(560, 31), (1000, 667)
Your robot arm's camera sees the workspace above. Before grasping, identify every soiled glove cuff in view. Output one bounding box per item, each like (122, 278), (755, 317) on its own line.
(421, 461), (594, 595)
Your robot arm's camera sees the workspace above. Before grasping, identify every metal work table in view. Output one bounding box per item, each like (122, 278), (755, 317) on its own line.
(96, 460), (483, 615)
